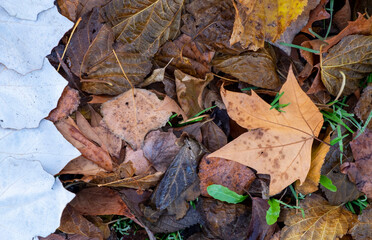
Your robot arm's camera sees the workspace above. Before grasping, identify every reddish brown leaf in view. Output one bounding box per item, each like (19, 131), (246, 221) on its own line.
(70, 187), (136, 218)
(247, 197), (277, 240)
(341, 129), (372, 199)
(58, 155), (106, 177)
(47, 86), (80, 122)
(301, 0), (330, 36)
(199, 155), (255, 197)
(334, 0), (351, 30)
(57, 0), (110, 22)
(55, 117), (113, 171)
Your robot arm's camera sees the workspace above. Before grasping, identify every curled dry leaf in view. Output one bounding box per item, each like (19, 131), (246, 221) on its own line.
(212, 48), (280, 89)
(230, 0), (308, 50)
(295, 133), (330, 195)
(59, 155), (106, 177)
(175, 70), (213, 117)
(57, 0), (111, 22)
(321, 35), (372, 96)
(55, 117), (113, 171)
(281, 194), (357, 240)
(143, 130), (182, 173)
(350, 206), (372, 240)
(209, 67), (324, 195)
(333, 0), (351, 30)
(101, 88), (174, 150)
(300, 0), (330, 36)
(102, 0), (183, 56)
(47, 86), (80, 123)
(341, 128), (372, 199)
(199, 155), (255, 197)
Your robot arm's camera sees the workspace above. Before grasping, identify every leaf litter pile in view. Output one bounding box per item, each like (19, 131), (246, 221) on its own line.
(11, 0), (372, 239)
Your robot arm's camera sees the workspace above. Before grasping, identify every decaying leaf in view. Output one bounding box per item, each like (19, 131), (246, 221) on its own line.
(212, 47), (280, 89)
(151, 138), (205, 210)
(55, 117), (113, 171)
(98, 172), (163, 190)
(102, 0), (184, 56)
(124, 147), (151, 176)
(281, 194), (357, 240)
(350, 206), (372, 240)
(59, 156), (106, 177)
(321, 35), (372, 96)
(199, 155), (255, 197)
(175, 70), (213, 117)
(230, 0), (308, 50)
(101, 88), (174, 150)
(341, 129), (372, 199)
(59, 205), (105, 240)
(295, 133), (330, 195)
(57, 0), (111, 21)
(80, 25), (152, 95)
(200, 121), (228, 152)
(355, 86), (372, 130)
(300, 0), (330, 36)
(200, 198), (251, 239)
(209, 67), (324, 195)
(47, 86), (80, 123)
(247, 197), (277, 240)
(143, 130), (182, 172)
(70, 187), (135, 218)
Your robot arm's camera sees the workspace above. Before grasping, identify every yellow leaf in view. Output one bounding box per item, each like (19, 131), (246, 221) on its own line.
(230, 0), (308, 50)
(295, 132), (331, 195)
(208, 66), (324, 195)
(281, 194), (357, 240)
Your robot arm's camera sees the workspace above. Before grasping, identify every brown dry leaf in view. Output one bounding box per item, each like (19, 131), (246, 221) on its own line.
(355, 86), (372, 130)
(199, 155), (255, 197)
(97, 172), (163, 190)
(155, 34), (215, 78)
(102, 0), (184, 56)
(200, 198), (251, 239)
(57, 0), (111, 21)
(124, 147), (151, 176)
(321, 35), (372, 96)
(333, 0), (351, 30)
(350, 206), (372, 240)
(295, 132), (330, 195)
(208, 67), (324, 195)
(80, 25), (152, 95)
(143, 130), (182, 173)
(70, 187), (136, 218)
(175, 70), (214, 117)
(59, 205), (104, 240)
(341, 128), (372, 199)
(58, 155), (106, 176)
(247, 197), (277, 240)
(230, 0), (308, 50)
(281, 194), (357, 240)
(181, 0), (244, 54)
(212, 47), (280, 89)
(47, 86), (80, 122)
(200, 121), (227, 152)
(101, 88), (174, 150)
(300, 0), (330, 36)
(92, 122), (122, 159)
(55, 117), (113, 171)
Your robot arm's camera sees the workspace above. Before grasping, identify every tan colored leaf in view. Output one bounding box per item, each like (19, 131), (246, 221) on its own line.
(98, 172), (163, 189)
(295, 133), (330, 195)
(230, 0), (308, 50)
(321, 35), (372, 96)
(208, 67), (324, 195)
(175, 70), (213, 117)
(47, 86), (80, 122)
(101, 88), (174, 150)
(212, 47), (280, 89)
(55, 117), (113, 171)
(281, 194), (357, 240)
(124, 146), (151, 176)
(350, 206), (372, 240)
(58, 155), (106, 176)
(102, 0), (184, 56)
(80, 25), (152, 95)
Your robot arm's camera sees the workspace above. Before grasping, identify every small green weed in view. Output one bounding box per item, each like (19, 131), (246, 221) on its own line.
(168, 105), (217, 127)
(345, 195), (369, 214)
(270, 92), (290, 112)
(111, 218), (139, 239)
